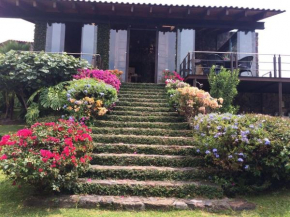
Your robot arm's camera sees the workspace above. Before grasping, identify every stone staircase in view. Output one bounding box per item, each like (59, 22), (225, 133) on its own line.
(68, 83), (254, 210)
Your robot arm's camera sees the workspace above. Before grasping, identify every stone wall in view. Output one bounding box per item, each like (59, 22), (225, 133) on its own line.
(235, 93), (290, 116)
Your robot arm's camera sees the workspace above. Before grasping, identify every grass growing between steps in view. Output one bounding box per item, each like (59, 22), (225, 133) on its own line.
(2, 173), (290, 217)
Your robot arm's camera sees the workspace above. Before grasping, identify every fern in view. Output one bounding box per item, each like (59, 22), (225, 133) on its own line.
(25, 102), (40, 124)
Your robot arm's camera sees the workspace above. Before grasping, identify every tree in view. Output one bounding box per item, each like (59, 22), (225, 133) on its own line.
(0, 41), (30, 120)
(208, 67), (240, 113)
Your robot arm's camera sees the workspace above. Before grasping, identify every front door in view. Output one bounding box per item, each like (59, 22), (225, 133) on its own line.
(128, 29), (157, 83)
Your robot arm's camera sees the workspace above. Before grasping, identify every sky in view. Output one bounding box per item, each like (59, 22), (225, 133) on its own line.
(0, 0), (289, 56)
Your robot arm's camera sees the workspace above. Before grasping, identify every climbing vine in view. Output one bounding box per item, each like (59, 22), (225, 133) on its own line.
(33, 21), (47, 51)
(97, 24), (110, 70)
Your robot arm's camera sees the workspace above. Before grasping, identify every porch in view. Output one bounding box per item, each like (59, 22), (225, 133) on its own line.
(181, 51), (290, 116)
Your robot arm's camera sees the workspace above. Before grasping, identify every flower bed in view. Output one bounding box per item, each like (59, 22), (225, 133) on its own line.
(0, 120), (93, 192)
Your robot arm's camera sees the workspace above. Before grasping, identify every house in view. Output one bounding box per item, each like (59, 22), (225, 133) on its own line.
(0, 0), (288, 115)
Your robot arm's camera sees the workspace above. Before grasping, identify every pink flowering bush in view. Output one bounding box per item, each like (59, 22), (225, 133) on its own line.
(74, 69), (121, 91)
(0, 120), (93, 192)
(161, 70), (184, 83)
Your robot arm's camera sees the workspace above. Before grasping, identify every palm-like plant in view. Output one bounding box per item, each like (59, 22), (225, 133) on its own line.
(0, 40), (30, 54)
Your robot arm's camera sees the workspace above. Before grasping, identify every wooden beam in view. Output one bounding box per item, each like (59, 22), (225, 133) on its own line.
(112, 5), (115, 12)
(235, 10), (248, 20)
(187, 8), (191, 15)
(32, 0), (45, 11)
(72, 2), (80, 13)
(149, 6), (153, 13)
(218, 9), (230, 19)
(253, 11), (268, 21)
(131, 6), (134, 13)
(168, 7), (172, 14)
(203, 9), (210, 18)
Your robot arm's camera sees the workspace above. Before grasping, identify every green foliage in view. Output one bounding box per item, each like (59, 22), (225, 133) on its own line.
(33, 22), (47, 51)
(0, 120), (93, 192)
(0, 41), (30, 54)
(25, 102), (40, 125)
(193, 113), (290, 194)
(208, 67), (240, 113)
(97, 24), (110, 69)
(0, 51), (90, 113)
(25, 82), (68, 124)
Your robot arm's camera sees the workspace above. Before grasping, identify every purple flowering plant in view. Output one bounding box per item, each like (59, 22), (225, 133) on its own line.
(193, 113), (274, 174)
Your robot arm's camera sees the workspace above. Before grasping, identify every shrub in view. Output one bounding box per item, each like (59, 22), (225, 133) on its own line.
(208, 67), (240, 113)
(74, 69), (121, 91)
(64, 78), (117, 124)
(193, 113), (290, 194)
(0, 51), (90, 111)
(0, 120), (93, 192)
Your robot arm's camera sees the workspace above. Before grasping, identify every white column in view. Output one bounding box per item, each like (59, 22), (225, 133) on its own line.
(177, 29), (195, 71)
(109, 30), (128, 82)
(81, 24), (98, 63)
(157, 32), (176, 83)
(45, 23), (65, 53)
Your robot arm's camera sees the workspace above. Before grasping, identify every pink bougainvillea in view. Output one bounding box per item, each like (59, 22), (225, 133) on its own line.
(74, 69), (121, 91)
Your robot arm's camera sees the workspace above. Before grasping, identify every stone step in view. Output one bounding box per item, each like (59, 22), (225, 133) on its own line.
(119, 89), (166, 95)
(90, 153), (203, 167)
(117, 101), (169, 108)
(118, 94), (167, 99)
(109, 110), (178, 117)
(92, 120), (189, 130)
(98, 115), (184, 123)
(119, 98), (168, 103)
(85, 165), (216, 181)
(74, 178), (223, 199)
(113, 106), (174, 112)
(120, 85), (165, 90)
(91, 127), (192, 137)
(121, 83), (165, 87)
(24, 195), (256, 211)
(93, 143), (198, 156)
(91, 134), (196, 146)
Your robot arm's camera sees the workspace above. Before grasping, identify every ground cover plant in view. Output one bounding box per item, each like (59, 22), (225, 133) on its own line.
(193, 113), (290, 195)
(0, 120), (93, 192)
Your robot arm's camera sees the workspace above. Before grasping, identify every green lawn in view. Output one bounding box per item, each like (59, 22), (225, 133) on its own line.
(0, 172), (290, 217)
(0, 125), (25, 135)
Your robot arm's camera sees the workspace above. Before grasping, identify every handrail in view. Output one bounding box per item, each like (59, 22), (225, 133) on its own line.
(179, 51), (290, 79)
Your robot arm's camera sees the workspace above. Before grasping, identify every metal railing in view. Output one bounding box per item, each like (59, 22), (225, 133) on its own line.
(180, 51), (290, 79)
(14, 51), (103, 69)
